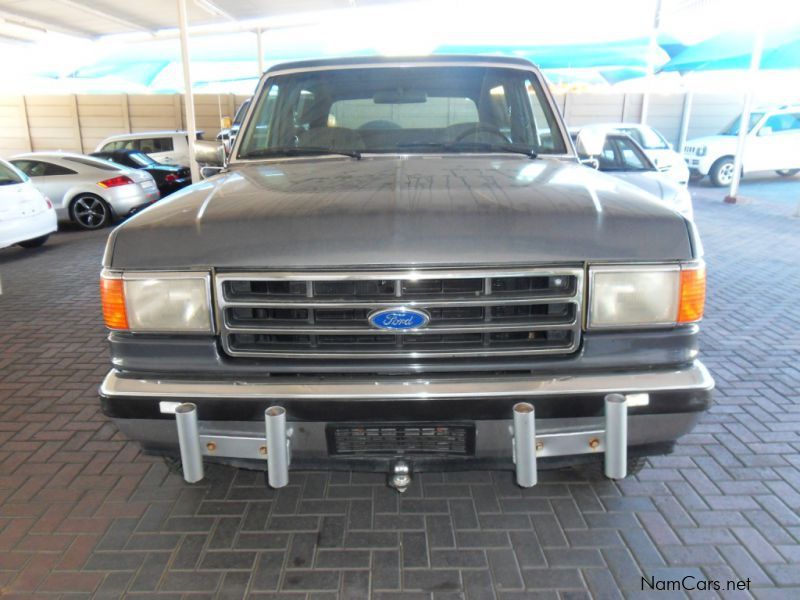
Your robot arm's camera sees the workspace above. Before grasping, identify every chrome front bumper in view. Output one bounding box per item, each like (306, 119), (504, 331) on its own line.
(100, 361), (714, 488)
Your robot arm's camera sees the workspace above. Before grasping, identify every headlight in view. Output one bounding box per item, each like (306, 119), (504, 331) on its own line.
(101, 270), (212, 332)
(696, 145), (707, 157)
(588, 263), (705, 328)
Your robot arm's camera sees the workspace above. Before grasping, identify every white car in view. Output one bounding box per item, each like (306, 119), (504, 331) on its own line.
(573, 131), (693, 220)
(581, 123), (689, 185)
(11, 153), (159, 230)
(684, 105), (800, 186)
(95, 131), (203, 167)
(0, 159), (57, 250)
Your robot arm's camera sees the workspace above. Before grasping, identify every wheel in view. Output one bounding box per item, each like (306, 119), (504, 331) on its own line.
(709, 157), (736, 187)
(776, 169), (800, 177)
(18, 234), (49, 248)
(70, 194), (111, 230)
(571, 456), (647, 480)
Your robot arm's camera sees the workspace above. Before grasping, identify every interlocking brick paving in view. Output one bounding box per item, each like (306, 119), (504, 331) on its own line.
(1, 185), (799, 598)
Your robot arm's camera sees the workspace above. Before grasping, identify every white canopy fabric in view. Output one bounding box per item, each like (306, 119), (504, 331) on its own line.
(0, 0), (380, 40)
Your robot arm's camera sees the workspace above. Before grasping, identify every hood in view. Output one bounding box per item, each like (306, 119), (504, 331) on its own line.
(106, 156), (694, 270)
(606, 170), (679, 202)
(684, 135), (738, 150)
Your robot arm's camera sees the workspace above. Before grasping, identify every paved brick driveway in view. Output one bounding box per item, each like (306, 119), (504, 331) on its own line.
(1, 187), (799, 599)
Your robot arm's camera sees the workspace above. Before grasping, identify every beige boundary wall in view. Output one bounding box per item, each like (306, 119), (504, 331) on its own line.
(0, 91), (775, 158)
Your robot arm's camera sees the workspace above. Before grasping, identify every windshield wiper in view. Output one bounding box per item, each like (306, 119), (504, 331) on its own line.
(240, 146), (361, 160)
(396, 141), (537, 158)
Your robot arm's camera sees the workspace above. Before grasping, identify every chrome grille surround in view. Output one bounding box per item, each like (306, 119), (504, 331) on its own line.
(214, 268), (584, 359)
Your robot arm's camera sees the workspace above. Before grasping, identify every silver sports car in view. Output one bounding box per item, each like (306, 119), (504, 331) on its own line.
(11, 152), (160, 230)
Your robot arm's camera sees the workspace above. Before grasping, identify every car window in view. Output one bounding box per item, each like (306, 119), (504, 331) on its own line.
(11, 160), (76, 177)
(238, 66), (567, 157)
(330, 96), (479, 130)
(128, 152), (156, 167)
(722, 112), (764, 135)
(616, 126), (669, 149)
(763, 113), (800, 133)
(0, 161), (26, 185)
(136, 137), (174, 153)
(596, 136), (652, 171)
(63, 156), (123, 171)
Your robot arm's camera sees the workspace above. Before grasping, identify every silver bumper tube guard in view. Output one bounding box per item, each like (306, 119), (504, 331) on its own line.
(512, 393), (631, 487)
(171, 403), (291, 487)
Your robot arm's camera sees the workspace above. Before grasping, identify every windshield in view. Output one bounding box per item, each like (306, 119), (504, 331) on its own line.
(129, 152), (156, 167)
(616, 126), (669, 150)
(0, 161), (26, 185)
(721, 112), (764, 135)
(237, 65), (567, 159)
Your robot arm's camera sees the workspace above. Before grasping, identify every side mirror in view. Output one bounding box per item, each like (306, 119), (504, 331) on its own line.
(194, 140), (226, 167)
(575, 129), (605, 157)
(757, 126), (772, 137)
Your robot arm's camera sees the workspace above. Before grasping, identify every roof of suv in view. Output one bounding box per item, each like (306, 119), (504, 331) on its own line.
(101, 131), (191, 141)
(264, 54), (538, 75)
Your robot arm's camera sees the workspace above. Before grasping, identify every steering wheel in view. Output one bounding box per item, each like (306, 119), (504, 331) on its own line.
(452, 125), (511, 144)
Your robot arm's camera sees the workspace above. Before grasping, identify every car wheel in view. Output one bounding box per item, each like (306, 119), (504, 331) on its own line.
(70, 194), (111, 230)
(18, 234), (49, 248)
(709, 157), (736, 187)
(776, 169), (800, 177)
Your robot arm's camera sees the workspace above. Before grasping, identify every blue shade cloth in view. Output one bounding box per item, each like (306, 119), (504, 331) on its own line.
(50, 29), (700, 92)
(433, 39), (669, 70)
(660, 26), (800, 72)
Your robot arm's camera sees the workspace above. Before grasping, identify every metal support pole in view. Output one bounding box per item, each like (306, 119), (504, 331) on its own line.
(677, 91), (693, 153)
(256, 28), (265, 75)
(512, 402), (537, 487)
(175, 403), (204, 483)
(726, 28), (764, 203)
(177, 0), (200, 184)
(640, 0), (662, 125)
(604, 394), (628, 479)
(265, 406), (289, 488)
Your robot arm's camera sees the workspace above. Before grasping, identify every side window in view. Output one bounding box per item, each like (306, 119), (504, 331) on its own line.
(11, 160), (42, 176)
(763, 113), (800, 134)
(11, 160), (74, 177)
(102, 141), (125, 152)
(136, 137), (174, 153)
(43, 162), (77, 176)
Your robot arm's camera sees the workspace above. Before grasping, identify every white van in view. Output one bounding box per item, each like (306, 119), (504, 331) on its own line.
(95, 131), (204, 168)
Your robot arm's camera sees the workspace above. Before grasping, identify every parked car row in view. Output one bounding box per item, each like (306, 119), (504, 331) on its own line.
(0, 159), (57, 250)
(1, 136), (195, 248)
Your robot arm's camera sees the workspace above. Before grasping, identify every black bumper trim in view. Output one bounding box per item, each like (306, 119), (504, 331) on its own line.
(100, 387), (711, 422)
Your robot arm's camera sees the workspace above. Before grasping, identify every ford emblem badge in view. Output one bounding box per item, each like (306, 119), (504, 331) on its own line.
(368, 307), (430, 331)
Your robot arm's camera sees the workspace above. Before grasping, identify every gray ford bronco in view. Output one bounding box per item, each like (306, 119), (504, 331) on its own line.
(99, 55), (712, 491)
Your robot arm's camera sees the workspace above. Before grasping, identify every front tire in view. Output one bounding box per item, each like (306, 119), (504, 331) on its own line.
(18, 234), (49, 248)
(709, 157), (736, 187)
(70, 194), (111, 230)
(776, 169), (800, 177)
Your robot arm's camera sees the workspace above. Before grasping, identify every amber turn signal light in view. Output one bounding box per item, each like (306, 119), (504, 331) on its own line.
(677, 265), (706, 323)
(100, 276), (129, 330)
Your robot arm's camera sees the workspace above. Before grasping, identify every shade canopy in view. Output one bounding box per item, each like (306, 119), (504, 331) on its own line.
(660, 26), (800, 72)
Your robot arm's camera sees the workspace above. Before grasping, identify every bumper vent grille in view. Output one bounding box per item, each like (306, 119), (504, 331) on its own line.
(215, 268), (584, 359)
(329, 424), (474, 456)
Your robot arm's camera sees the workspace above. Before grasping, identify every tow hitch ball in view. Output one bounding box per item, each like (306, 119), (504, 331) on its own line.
(389, 461), (412, 493)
